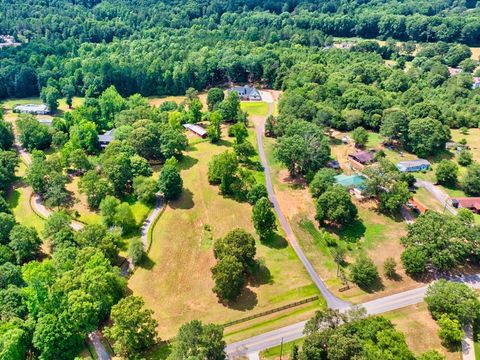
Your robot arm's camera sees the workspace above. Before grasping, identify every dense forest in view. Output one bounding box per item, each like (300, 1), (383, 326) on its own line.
(1, 0), (480, 359)
(0, 0), (480, 100)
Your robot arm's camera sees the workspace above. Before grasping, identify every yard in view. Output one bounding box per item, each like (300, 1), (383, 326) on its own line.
(384, 303), (461, 360)
(6, 161), (45, 235)
(263, 132), (426, 304)
(128, 137), (322, 341)
(240, 102), (270, 117)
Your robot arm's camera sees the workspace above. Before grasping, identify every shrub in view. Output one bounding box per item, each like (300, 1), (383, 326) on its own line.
(350, 255), (379, 289)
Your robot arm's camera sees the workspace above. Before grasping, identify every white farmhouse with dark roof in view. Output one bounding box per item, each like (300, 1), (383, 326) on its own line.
(98, 129), (115, 149)
(229, 85), (262, 101)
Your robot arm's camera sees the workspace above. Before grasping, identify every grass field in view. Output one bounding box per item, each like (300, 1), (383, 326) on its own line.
(6, 162), (45, 235)
(260, 338), (303, 359)
(128, 138), (322, 340)
(240, 102), (270, 117)
(148, 93), (208, 109)
(451, 128), (480, 163)
(384, 303), (461, 360)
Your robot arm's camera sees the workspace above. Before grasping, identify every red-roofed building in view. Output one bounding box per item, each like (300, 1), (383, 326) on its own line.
(451, 198), (480, 213)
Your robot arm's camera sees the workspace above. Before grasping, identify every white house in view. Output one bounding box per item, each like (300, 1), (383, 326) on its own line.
(229, 85), (262, 101)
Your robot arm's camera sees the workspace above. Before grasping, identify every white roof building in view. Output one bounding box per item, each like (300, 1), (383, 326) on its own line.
(14, 104), (49, 115)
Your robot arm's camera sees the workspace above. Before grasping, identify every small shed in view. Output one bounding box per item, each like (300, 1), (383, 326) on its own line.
(396, 159), (430, 173)
(183, 123), (207, 138)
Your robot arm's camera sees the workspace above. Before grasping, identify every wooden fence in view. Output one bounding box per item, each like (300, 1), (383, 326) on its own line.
(222, 295), (319, 327)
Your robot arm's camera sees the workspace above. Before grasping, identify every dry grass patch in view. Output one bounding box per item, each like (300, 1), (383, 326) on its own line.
(384, 303), (461, 360)
(128, 140), (319, 340)
(451, 128), (480, 163)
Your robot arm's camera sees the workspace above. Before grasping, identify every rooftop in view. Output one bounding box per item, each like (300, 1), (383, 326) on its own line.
(397, 159), (431, 168)
(183, 123), (207, 137)
(15, 104), (48, 112)
(349, 150), (375, 164)
(451, 197), (480, 210)
(98, 129), (115, 144)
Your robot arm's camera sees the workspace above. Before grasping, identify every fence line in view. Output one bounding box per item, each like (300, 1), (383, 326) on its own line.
(222, 296), (319, 327)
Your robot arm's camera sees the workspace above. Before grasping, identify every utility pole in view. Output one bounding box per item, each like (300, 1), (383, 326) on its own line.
(280, 337), (284, 360)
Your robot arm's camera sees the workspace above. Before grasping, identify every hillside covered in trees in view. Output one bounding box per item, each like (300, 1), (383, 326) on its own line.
(1, 0), (480, 100)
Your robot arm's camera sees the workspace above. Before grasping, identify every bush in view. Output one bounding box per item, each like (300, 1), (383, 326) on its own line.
(435, 160), (458, 186)
(350, 255), (379, 289)
(458, 150), (473, 167)
(383, 257), (397, 279)
(247, 184), (268, 205)
(128, 238), (144, 266)
(309, 168), (336, 198)
(462, 163), (480, 196)
(351, 126), (369, 147)
(437, 314), (463, 349)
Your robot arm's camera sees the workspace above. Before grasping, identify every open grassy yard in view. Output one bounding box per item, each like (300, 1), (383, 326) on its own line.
(6, 162), (45, 235)
(128, 139), (321, 340)
(240, 101), (270, 117)
(384, 303), (461, 360)
(452, 128), (480, 163)
(148, 93), (208, 109)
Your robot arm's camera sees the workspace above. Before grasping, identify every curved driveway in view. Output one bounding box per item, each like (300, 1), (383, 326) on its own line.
(255, 92), (349, 310)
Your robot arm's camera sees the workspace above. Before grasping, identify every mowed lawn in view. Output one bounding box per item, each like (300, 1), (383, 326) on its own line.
(241, 102), (270, 117)
(128, 139), (318, 340)
(6, 162), (45, 235)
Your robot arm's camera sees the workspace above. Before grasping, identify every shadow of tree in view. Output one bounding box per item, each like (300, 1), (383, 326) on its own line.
(178, 155), (199, 171)
(217, 139), (233, 148)
(226, 287), (258, 311)
(357, 276), (385, 293)
(332, 219), (366, 243)
(261, 232), (288, 249)
(139, 254), (156, 270)
(249, 258), (273, 287)
(169, 188), (194, 210)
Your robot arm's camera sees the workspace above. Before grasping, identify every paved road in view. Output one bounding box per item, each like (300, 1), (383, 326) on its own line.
(227, 273), (480, 358)
(255, 91), (349, 310)
(415, 179), (457, 215)
(463, 324), (475, 360)
(88, 332), (111, 360)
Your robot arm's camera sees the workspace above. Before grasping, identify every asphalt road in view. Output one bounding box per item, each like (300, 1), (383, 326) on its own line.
(227, 273), (480, 358)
